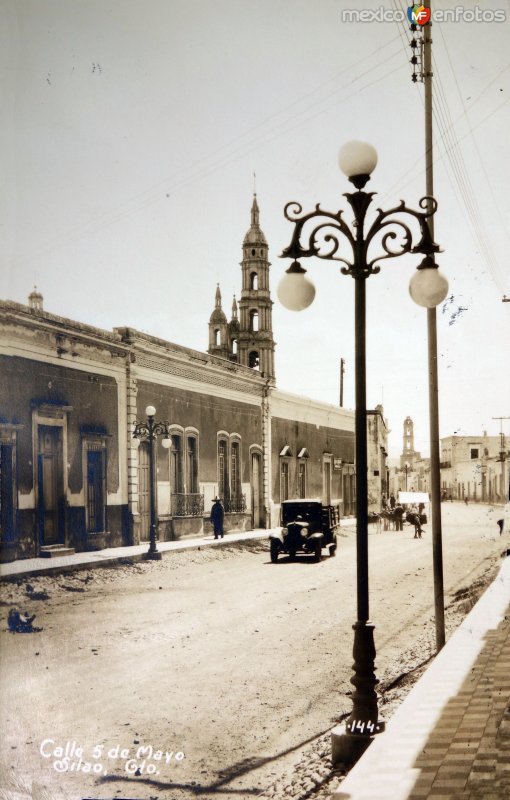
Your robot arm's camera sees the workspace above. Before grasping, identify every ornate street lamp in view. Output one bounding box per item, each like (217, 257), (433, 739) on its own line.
(278, 141), (448, 763)
(132, 405), (171, 560)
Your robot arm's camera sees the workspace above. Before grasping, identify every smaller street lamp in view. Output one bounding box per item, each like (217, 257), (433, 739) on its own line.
(132, 405), (171, 560)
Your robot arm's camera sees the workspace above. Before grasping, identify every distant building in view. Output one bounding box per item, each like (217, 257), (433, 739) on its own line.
(440, 433), (508, 502)
(367, 405), (389, 511)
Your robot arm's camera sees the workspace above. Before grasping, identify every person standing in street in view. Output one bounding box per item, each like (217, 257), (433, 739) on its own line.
(210, 497), (224, 539)
(394, 503), (404, 531)
(390, 493), (396, 510)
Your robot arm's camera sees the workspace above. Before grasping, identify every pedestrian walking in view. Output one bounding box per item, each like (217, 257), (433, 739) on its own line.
(394, 503), (404, 531)
(210, 497), (224, 539)
(497, 502), (510, 536)
(389, 493), (396, 510)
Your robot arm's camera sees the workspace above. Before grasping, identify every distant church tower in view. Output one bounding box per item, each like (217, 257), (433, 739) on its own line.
(400, 415), (421, 469)
(207, 194), (275, 380)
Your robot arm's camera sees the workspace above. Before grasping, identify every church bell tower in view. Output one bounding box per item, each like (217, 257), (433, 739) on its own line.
(236, 194), (275, 380)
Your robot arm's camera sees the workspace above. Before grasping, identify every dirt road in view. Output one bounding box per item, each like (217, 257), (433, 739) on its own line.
(0, 502), (506, 800)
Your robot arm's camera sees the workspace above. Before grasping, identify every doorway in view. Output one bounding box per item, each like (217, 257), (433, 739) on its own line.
(138, 442), (150, 540)
(251, 451), (264, 528)
(37, 425), (64, 545)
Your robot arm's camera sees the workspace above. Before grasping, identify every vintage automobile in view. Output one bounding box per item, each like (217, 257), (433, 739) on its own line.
(269, 499), (340, 563)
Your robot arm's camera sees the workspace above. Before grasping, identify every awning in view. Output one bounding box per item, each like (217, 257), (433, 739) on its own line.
(398, 491), (430, 504)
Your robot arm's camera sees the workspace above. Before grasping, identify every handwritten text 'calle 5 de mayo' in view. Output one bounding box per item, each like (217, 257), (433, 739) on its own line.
(39, 739), (185, 776)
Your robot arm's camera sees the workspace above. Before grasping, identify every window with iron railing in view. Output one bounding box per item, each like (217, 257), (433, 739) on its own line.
(223, 494), (246, 513)
(171, 493), (204, 517)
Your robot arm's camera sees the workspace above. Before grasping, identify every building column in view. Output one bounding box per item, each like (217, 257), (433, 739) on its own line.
(262, 381), (272, 528)
(126, 363), (140, 544)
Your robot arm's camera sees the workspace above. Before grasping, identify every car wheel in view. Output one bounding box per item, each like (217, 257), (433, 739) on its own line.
(330, 535), (337, 557)
(288, 549), (297, 560)
(313, 540), (322, 562)
(270, 540), (279, 563)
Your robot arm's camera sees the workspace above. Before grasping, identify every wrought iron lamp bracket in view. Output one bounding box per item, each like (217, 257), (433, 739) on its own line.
(281, 192), (440, 279)
(133, 420), (171, 441)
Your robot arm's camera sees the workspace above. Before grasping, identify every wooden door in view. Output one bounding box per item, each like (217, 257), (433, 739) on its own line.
(138, 442), (150, 540)
(37, 426), (64, 545)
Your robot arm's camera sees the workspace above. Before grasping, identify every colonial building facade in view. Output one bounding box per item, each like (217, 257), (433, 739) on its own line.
(0, 196), (388, 562)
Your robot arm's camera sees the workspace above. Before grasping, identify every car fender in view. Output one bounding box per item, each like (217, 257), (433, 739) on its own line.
(309, 532), (323, 541)
(269, 531), (284, 545)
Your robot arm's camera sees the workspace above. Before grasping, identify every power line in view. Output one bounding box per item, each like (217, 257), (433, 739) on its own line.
(9, 36), (404, 271)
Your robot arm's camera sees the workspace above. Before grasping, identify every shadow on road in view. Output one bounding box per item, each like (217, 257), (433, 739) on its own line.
(98, 725), (337, 796)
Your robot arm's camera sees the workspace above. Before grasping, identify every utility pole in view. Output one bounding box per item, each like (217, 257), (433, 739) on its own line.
(339, 358), (345, 407)
(492, 416), (510, 502)
(420, 0), (446, 651)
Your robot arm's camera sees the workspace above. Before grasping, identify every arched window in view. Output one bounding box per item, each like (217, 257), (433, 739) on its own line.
(231, 338), (238, 354)
(171, 434), (183, 493)
(250, 272), (258, 290)
(231, 440), (240, 498)
(214, 329), (221, 346)
(218, 438), (229, 500)
(249, 310), (259, 332)
(187, 436), (198, 493)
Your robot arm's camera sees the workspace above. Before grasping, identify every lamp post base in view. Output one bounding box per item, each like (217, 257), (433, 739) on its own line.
(143, 550), (162, 561)
(331, 621), (385, 765)
(331, 718), (385, 765)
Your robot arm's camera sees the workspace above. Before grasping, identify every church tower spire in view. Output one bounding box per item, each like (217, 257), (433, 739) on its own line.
(208, 284), (229, 359)
(237, 194), (275, 380)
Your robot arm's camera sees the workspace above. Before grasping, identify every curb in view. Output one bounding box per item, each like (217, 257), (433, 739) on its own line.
(0, 531), (271, 581)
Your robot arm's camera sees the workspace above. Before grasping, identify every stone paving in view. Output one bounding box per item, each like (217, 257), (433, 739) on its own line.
(330, 554), (510, 800)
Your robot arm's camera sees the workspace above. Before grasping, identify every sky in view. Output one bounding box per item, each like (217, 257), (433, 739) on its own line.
(1, 0), (509, 458)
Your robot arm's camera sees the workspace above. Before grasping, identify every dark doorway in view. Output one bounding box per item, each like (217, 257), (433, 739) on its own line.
(0, 444), (15, 541)
(37, 426), (64, 545)
(86, 449), (105, 533)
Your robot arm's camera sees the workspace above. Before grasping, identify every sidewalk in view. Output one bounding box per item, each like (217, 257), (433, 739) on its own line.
(332, 552), (510, 800)
(0, 528), (273, 580)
